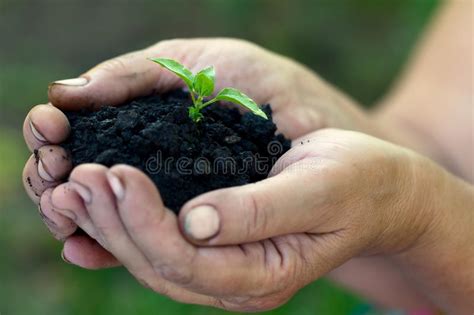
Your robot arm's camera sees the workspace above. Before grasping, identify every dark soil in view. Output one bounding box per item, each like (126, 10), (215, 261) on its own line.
(62, 90), (291, 213)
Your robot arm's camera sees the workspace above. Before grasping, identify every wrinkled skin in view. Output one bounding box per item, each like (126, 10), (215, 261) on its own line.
(44, 129), (434, 311)
(23, 38), (373, 242)
(22, 39), (383, 311)
(22, 38), (473, 313)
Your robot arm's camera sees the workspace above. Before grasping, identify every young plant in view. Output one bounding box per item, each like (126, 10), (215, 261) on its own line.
(149, 58), (268, 122)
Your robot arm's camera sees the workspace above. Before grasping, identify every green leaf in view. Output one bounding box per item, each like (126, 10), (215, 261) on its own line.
(215, 88), (268, 119)
(193, 66), (215, 97)
(149, 58), (194, 89)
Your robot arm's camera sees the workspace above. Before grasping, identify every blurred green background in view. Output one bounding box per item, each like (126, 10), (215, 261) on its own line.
(1, 0), (438, 314)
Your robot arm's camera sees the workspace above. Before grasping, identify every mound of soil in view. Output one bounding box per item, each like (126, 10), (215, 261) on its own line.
(62, 90), (291, 213)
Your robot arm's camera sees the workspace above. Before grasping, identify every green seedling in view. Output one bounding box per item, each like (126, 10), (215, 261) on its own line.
(149, 58), (268, 122)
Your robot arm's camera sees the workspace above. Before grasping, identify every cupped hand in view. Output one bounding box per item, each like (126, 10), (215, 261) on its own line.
(23, 38), (374, 268)
(48, 129), (433, 311)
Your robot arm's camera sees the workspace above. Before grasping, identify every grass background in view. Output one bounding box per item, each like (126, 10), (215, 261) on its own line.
(0, 0), (438, 314)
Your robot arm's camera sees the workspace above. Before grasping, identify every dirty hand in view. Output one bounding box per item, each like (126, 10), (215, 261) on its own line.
(48, 129), (453, 311)
(23, 38), (374, 267)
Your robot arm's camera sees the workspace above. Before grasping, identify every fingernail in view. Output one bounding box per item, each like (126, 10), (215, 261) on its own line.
(106, 172), (125, 201)
(184, 205), (220, 240)
(70, 181), (92, 204)
(52, 77), (88, 86)
(61, 249), (72, 264)
(29, 120), (47, 142)
(38, 159), (55, 182)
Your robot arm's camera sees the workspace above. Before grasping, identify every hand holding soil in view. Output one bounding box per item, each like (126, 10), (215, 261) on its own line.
(21, 37), (474, 313)
(23, 38), (375, 240)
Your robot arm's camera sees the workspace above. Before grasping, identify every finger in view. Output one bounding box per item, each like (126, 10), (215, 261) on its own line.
(39, 188), (77, 240)
(23, 104), (70, 151)
(107, 165), (197, 280)
(22, 145), (72, 203)
(23, 155), (61, 203)
(108, 165), (268, 297)
(62, 234), (120, 269)
(48, 42), (186, 111)
(51, 182), (99, 241)
(179, 159), (327, 245)
(69, 164), (221, 306)
(68, 164), (157, 272)
(37, 145), (72, 182)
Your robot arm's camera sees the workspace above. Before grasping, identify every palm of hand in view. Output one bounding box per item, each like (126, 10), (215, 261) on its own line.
(53, 129), (401, 311)
(22, 38), (383, 311)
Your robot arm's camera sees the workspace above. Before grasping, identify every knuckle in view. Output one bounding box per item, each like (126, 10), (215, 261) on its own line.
(243, 189), (271, 240)
(94, 222), (119, 242)
(156, 264), (194, 286)
(96, 57), (129, 74)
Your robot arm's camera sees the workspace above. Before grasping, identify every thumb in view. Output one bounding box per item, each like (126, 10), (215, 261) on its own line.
(179, 160), (323, 245)
(48, 40), (186, 111)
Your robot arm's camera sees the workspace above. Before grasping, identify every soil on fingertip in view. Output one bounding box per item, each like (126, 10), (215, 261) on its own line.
(61, 90), (291, 213)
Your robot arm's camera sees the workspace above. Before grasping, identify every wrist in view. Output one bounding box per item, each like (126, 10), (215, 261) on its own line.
(390, 154), (474, 313)
(397, 155), (474, 259)
(366, 150), (437, 255)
